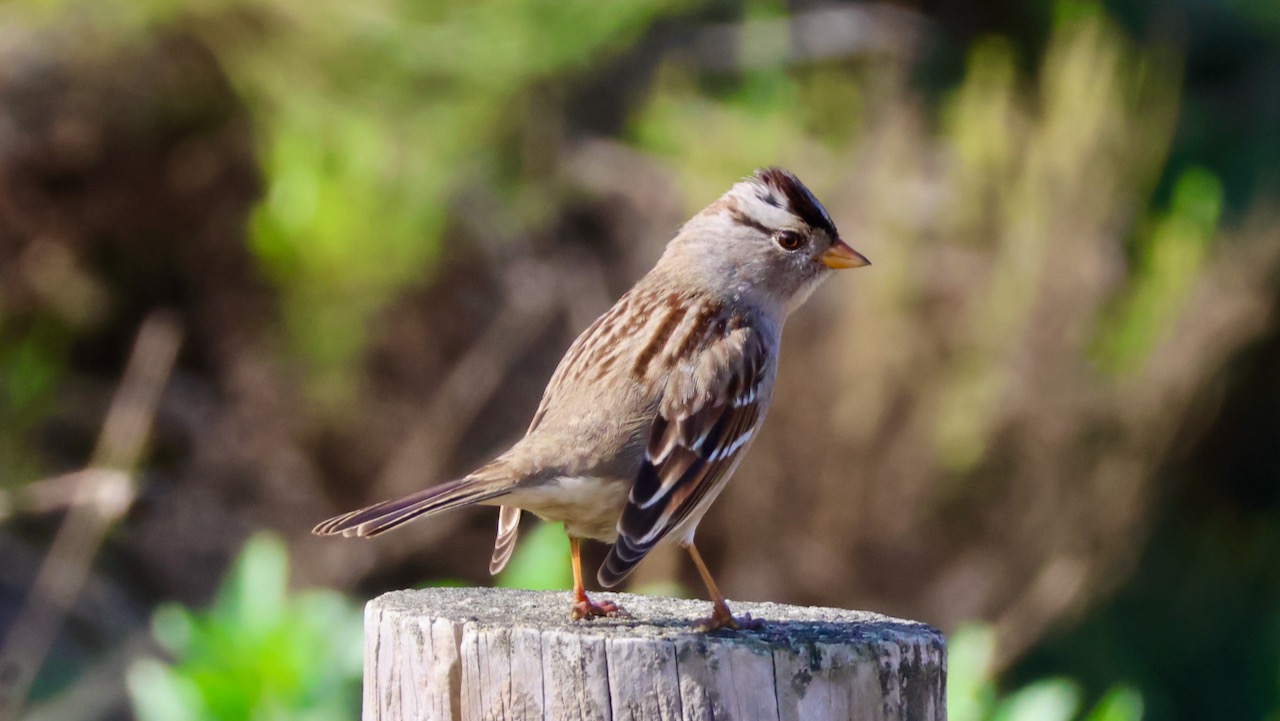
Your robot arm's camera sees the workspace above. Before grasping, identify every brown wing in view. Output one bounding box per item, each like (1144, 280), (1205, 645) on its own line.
(598, 325), (769, 587)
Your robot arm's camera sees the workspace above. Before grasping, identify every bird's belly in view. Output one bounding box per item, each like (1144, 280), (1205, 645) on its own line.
(507, 476), (629, 542)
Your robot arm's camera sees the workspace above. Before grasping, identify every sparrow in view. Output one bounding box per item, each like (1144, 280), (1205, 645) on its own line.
(314, 168), (869, 630)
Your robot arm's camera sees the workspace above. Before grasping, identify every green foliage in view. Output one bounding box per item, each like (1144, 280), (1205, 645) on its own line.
(494, 520), (573, 592)
(1093, 166), (1223, 372)
(1084, 688), (1145, 721)
(16, 0), (686, 407)
(931, 6), (1184, 469)
(493, 520), (688, 598)
(950, 625), (1145, 721)
(630, 45), (829, 213)
(223, 0), (684, 407)
(127, 533), (363, 721)
(0, 319), (70, 486)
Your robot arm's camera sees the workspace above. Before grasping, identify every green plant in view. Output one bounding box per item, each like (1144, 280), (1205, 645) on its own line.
(949, 625), (1144, 721)
(14, 0), (687, 408)
(1092, 166), (1223, 372)
(216, 0), (687, 407)
(0, 320), (71, 486)
(494, 520), (692, 598)
(494, 519), (574, 592)
(127, 533), (363, 721)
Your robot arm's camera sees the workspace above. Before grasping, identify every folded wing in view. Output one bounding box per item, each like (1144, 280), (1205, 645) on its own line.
(598, 322), (769, 587)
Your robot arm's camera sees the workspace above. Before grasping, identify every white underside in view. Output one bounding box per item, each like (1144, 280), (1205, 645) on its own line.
(504, 457), (744, 549)
(504, 476), (630, 542)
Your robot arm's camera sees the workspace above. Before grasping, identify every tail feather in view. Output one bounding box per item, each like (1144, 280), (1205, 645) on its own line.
(488, 505), (522, 575)
(313, 476), (512, 538)
(597, 534), (651, 587)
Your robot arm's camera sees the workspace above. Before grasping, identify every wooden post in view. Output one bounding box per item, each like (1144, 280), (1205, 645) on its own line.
(364, 588), (945, 721)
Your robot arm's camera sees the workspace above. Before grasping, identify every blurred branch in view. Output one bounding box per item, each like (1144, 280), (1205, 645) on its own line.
(0, 311), (182, 717)
(0, 470), (119, 521)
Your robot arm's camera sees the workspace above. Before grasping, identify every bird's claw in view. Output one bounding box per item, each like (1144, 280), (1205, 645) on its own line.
(571, 597), (627, 620)
(697, 610), (764, 632)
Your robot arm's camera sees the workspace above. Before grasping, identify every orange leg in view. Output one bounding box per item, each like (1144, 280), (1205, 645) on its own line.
(569, 536), (622, 620)
(685, 542), (763, 631)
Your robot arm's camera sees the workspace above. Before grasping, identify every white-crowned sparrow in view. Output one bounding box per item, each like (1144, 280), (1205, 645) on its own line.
(314, 168), (869, 630)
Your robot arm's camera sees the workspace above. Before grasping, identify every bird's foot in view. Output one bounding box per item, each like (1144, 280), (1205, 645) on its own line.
(571, 595), (626, 620)
(696, 603), (764, 632)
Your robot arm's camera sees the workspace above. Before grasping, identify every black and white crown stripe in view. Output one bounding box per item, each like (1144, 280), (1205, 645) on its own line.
(752, 167), (839, 239)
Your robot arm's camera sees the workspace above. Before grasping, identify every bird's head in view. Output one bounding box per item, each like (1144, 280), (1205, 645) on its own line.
(663, 168), (869, 316)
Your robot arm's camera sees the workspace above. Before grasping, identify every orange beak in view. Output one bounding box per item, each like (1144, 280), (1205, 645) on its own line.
(820, 239), (871, 269)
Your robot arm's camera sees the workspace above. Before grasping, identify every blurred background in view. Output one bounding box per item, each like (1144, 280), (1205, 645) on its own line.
(0, 0), (1278, 719)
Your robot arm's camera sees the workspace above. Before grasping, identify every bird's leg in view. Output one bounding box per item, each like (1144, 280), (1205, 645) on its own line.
(684, 542), (764, 631)
(569, 535), (622, 620)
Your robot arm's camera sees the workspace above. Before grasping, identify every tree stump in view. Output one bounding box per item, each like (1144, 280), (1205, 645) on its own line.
(364, 588), (945, 721)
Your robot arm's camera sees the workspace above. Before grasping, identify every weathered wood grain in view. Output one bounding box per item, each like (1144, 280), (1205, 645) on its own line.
(364, 588), (945, 721)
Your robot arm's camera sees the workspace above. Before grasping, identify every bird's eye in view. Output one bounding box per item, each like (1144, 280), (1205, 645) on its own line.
(774, 230), (805, 251)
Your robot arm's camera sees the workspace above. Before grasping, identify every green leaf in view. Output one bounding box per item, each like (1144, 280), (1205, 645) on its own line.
(212, 532), (289, 638)
(1083, 686), (1144, 721)
(126, 658), (205, 721)
(991, 679), (1082, 721)
(948, 624), (999, 721)
(495, 520), (573, 591)
(130, 532), (363, 721)
(150, 604), (194, 655)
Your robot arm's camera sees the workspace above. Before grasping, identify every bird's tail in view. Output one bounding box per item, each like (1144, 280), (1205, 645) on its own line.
(313, 468), (515, 538)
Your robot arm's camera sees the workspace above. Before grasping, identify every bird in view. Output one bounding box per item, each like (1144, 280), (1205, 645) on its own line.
(313, 168), (869, 630)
